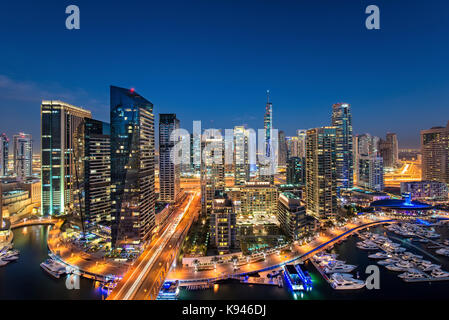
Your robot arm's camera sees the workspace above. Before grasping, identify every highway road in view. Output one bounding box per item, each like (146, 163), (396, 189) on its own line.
(107, 191), (201, 300)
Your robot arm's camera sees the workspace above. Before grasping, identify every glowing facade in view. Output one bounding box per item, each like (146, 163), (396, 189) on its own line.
(332, 103), (353, 191)
(13, 133), (32, 179)
(421, 121), (449, 184)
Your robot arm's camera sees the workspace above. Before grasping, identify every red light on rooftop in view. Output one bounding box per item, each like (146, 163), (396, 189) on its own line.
(130, 88), (135, 93)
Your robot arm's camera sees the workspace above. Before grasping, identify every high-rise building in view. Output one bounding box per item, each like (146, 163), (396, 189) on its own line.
(159, 114), (181, 203)
(110, 86), (156, 247)
(13, 133), (32, 179)
(240, 181), (278, 218)
(0, 133), (9, 177)
(41, 101), (92, 216)
(234, 126), (250, 186)
(260, 91), (275, 184)
(379, 133), (399, 169)
(278, 130), (287, 167)
(201, 135), (225, 215)
(286, 157), (305, 185)
(286, 136), (300, 159)
(296, 130), (307, 158)
(73, 119), (111, 234)
(386, 133), (399, 166)
(209, 193), (237, 255)
(306, 127), (337, 219)
(354, 134), (384, 191)
(332, 103), (353, 191)
(421, 121), (449, 184)
(278, 192), (318, 241)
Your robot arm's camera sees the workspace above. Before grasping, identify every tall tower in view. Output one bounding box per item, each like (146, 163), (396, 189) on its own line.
(159, 114), (181, 203)
(13, 133), (33, 179)
(261, 91), (275, 184)
(386, 133), (399, 167)
(234, 126), (249, 186)
(0, 133), (9, 177)
(278, 130), (287, 167)
(110, 86), (156, 248)
(306, 127), (337, 219)
(355, 133), (384, 191)
(331, 103), (353, 191)
(421, 121), (449, 184)
(72, 119), (111, 235)
(41, 101), (92, 216)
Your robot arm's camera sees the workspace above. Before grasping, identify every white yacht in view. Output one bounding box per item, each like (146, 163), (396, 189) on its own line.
(436, 248), (449, 257)
(368, 252), (389, 259)
(324, 262), (357, 274)
(398, 270), (425, 280)
(356, 241), (378, 250)
(40, 259), (67, 279)
(386, 264), (408, 272)
(377, 258), (400, 266)
(431, 269), (449, 278)
(0, 260), (9, 267)
(330, 273), (365, 290)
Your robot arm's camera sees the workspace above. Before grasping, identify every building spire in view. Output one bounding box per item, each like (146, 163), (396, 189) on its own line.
(266, 90), (270, 104)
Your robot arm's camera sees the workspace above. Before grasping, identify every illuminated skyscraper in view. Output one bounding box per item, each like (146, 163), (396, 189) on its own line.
(306, 127), (337, 219)
(260, 91), (275, 184)
(41, 101), (92, 216)
(421, 121), (449, 184)
(296, 129), (307, 158)
(278, 131), (287, 167)
(201, 134), (225, 215)
(13, 133), (32, 179)
(286, 157), (305, 185)
(73, 119), (111, 234)
(110, 86), (156, 247)
(331, 103), (353, 191)
(234, 126), (249, 186)
(379, 133), (399, 169)
(286, 136), (300, 158)
(240, 181), (278, 219)
(159, 114), (181, 203)
(0, 133), (9, 177)
(209, 193), (237, 255)
(354, 134), (384, 191)
(386, 133), (399, 167)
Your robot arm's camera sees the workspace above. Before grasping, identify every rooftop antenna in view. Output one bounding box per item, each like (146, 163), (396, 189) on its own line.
(266, 90), (270, 104)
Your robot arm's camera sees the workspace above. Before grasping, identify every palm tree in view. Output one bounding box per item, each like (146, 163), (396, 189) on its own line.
(193, 259), (200, 272)
(231, 255), (239, 269)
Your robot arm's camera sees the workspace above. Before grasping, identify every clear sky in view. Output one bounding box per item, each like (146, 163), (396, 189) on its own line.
(1, 0), (449, 151)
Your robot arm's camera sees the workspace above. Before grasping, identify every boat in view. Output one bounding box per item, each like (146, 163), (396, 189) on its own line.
(40, 259), (67, 279)
(436, 248), (449, 257)
(324, 262), (357, 274)
(386, 264), (408, 272)
(294, 264), (313, 291)
(431, 269), (449, 278)
(368, 252), (389, 259)
(2, 255), (19, 262)
(0, 260), (9, 267)
(398, 270), (425, 280)
(283, 264), (305, 291)
(356, 241), (378, 250)
(422, 264), (441, 272)
(330, 273), (365, 290)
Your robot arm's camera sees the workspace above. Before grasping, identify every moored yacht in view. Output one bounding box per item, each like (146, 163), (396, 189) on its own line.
(330, 273), (365, 290)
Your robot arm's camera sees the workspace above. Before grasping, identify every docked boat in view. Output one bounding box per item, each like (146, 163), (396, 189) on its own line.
(324, 262), (357, 274)
(368, 252), (389, 259)
(386, 264), (408, 272)
(283, 264), (305, 291)
(2, 254), (19, 262)
(356, 241), (378, 250)
(40, 259), (67, 279)
(436, 248), (449, 257)
(330, 273), (365, 290)
(431, 269), (449, 278)
(377, 258), (400, 266)
(398, 270), (425, 280)
(295, 264), (313, 291)
(0, 260), (9, 267)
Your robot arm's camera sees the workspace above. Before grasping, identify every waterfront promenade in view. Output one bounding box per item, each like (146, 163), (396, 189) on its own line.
(166, 218), (396, 282)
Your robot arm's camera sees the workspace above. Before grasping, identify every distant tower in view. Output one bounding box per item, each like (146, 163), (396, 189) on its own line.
(0, 133), (8, 177)
(421, 121), (449, 184)
(261, 91), (275, 184)
(234, 126), (250, 186)
(13, 133), (33, 179)
(159, 114), (181, 203)
(332, 103), (354, 191)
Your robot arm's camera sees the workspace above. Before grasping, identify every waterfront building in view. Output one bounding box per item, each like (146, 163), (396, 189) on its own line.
(421, 121), (449, 184)
(73, 119), (111, 234)
(41, 100), (92, 216)
(240, 181), (278, 218)
(354, 134), (384, 191)
(234, 126), (250, 186)
(401, 180), (448, 201)
(13, 133), (32, 179)
(305, 127), (337, 219)
(201, 134), (225, 215)
(110, 86), (156, 247)
(0, 134), (9, 177)
(278, 192), (318, 241)
(286, 157), (305, 185)
(331, 103), (353, 191)
(159, 114), (181, 203)
(209, 193), (237, 254)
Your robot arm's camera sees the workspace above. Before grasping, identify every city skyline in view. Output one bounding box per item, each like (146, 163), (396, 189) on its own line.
(1, 1), (449, 150)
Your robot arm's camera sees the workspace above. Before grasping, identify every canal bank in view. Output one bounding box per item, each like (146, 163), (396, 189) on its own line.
(0, 225), (104, 300)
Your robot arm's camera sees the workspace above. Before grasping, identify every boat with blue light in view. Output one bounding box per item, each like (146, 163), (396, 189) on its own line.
(283, 264), (305, 291)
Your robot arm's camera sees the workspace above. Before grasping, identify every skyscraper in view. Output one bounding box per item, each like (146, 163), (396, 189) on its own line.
(386, 133), (399, 167)
(0, 133), (9, 177)
(286, 157), (305, 185)
(234, 126), (250, 186)
(41, 101), (92, 216)
(209, 193), (237, 255)
(159, 114), (181, 203)
(306, 127), (337, 219)
(354, 133), (384, 191)
(331, 103), (353, 191)
(110, 86), (156, 247)
(13, 133), (32, 179)
(278, 130), (287, 167)
(73, 119), (111, 235)
(260, 91), (275, 184)
(421, 121), (449, 184)
(379, 133), (399, 169)
(201, 135), (225, 215)
(296, 129), (307, 159)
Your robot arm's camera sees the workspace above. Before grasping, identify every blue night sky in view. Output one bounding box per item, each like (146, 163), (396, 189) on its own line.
(0, 0), (449, 150)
